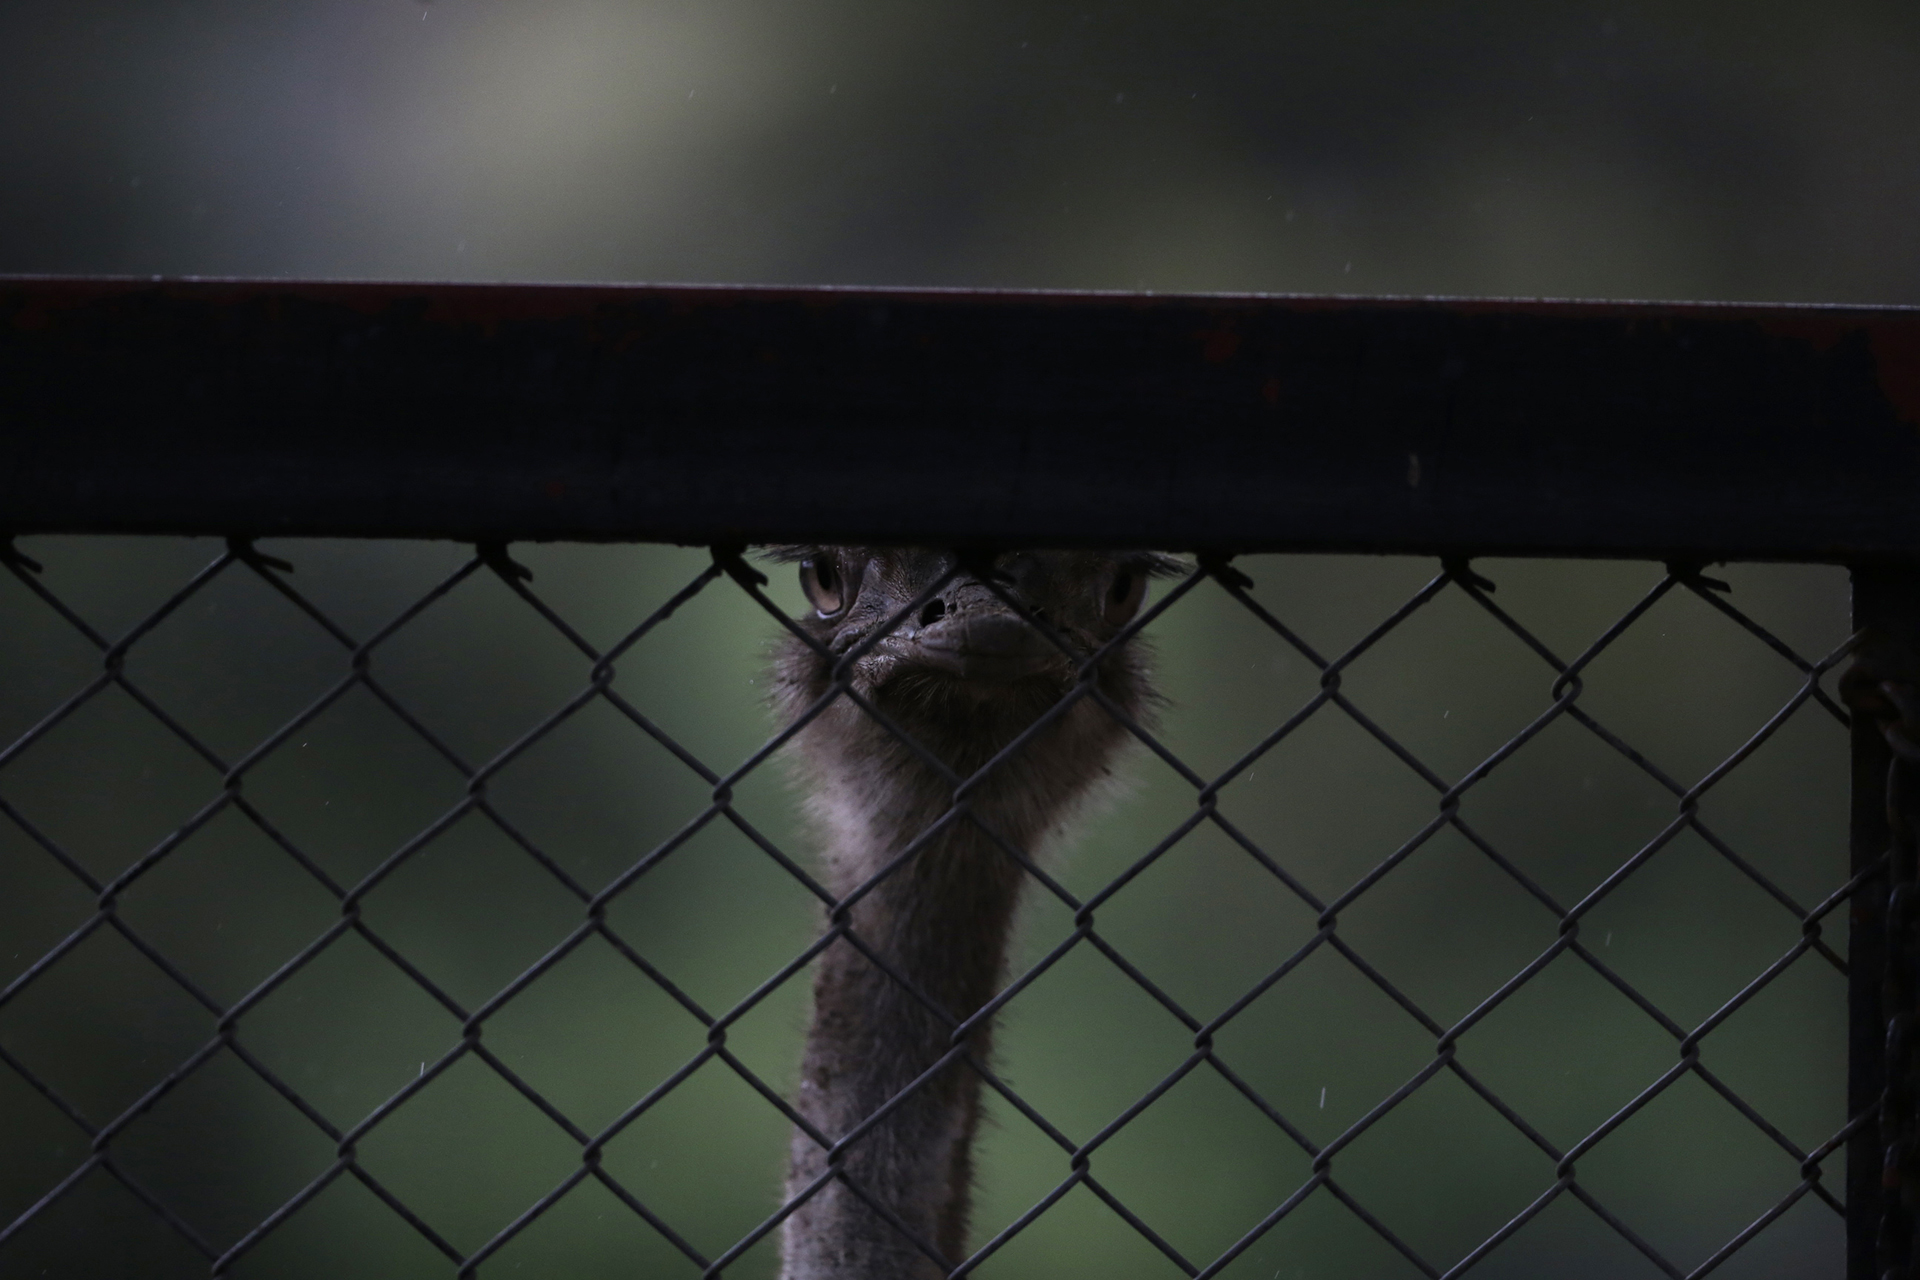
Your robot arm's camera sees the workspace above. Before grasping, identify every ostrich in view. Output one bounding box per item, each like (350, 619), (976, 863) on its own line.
(768, 546), (1173, 1280)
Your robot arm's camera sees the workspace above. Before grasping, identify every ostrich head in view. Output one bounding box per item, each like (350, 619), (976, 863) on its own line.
(770, 547), (1176, 776)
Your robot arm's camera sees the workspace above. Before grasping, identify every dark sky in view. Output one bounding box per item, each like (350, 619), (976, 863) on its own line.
(1, 0), (1916, 302)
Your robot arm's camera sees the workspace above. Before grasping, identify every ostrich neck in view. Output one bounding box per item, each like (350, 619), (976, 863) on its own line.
(779, 699), (1111, 1280)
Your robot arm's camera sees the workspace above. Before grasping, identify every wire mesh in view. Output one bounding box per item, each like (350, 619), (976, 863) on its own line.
(0, 536), (1860, 1278)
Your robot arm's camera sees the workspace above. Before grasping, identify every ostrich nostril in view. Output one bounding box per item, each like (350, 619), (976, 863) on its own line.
(919, 600), (947, 626)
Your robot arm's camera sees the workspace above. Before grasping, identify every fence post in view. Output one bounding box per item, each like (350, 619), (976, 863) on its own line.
(1849, 568), (1920, 1278)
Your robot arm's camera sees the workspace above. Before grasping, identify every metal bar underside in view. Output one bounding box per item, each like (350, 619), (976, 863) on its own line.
(1846, 571), (1904, 1276)
(3, 275), (1918, 558)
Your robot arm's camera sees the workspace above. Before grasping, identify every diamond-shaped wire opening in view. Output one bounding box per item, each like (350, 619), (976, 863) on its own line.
(111, 808), (343, 1009)
(1, 681), (229, 887)
(477, 933), (717, 1134)
(234, 682), (475, 890)
(1447, 947), (1685, 1153)
(1, 920), (220, 1123)
(1327, 1066), (1563, 1267)
(479, 1172), (716, 1280)
(1084, 1064), (1324, 1265)
(1035, 817), (1326, 1035)
(235, 928), (467, 1132)
(351, 1051), (600, 1255)
(1693, 954), (1848, 1153)
(0, 537), (1861, 1280)
(107, 1048), (341, 1252)
(1443, 711), (1686, 912)
(1689, 702), (1854, 918)
(1202, 1184), (1439, 1280)
(217, 1169), (467, 1280)
(2, 1164), (216, 1278)
(113, 562), (360, 764)
(1572, 1069), (1830, 1268)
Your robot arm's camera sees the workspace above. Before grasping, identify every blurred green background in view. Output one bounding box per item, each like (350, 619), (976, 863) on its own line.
(0, 1), (1903, 1276)
(0, 542), (1854, 1278)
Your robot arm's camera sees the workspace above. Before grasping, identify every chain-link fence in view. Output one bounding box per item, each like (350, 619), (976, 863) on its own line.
(0, 532), (1863, 1279)
(4, 276), (1916, 1279)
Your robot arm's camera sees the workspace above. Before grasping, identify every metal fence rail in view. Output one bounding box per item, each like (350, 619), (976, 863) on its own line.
(3, 277), (1919, 558)
(1, 277), (1916, 1278)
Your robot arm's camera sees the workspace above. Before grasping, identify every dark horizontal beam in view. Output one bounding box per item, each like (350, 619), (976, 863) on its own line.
(3, 275), (1918, 560)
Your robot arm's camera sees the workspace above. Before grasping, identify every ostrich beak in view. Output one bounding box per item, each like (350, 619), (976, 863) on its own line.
(905, 606), (1062, 681)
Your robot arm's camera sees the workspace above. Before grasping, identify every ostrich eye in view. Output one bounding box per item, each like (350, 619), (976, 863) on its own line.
(799, 557), (848, 617)
(1104, 568), (1147, 627)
